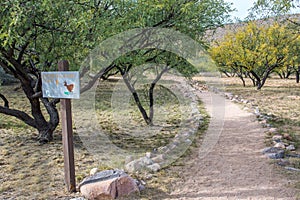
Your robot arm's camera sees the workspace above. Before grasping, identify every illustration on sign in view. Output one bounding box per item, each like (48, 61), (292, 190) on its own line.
(41, 72), (80, 99)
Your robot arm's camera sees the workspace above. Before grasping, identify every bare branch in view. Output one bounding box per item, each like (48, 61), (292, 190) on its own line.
(0, 93), (9, 108)
(31, 92), (42, 99)
(80, 63), (117, 93)
(0, 106), (37, 128)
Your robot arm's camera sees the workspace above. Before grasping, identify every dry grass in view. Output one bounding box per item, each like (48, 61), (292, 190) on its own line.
(221, 76), (300, 189)
(1, 76), (299, 199)
(0, 81), (207, 199)
(222, 77), (300, 144)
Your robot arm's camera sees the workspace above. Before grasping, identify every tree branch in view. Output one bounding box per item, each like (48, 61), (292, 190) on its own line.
(17, 41), (31, 63)
(0, 106), (37, 128)
(40, 98), (59, 128)
(33, 23), (75, 34)
(80, 63), (117, 93)
(0, 93), (9, 108)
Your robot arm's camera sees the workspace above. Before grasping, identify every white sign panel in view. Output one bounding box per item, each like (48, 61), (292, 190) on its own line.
(41, 72), (80, 99)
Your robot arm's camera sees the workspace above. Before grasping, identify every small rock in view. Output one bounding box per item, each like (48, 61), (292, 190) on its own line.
(151, 154), (165, 163)
(243, 107), (249, 111)
(226, 93), (233, 99)
(265, 124), (272, 128)
(283, 133), (293, 141)
(259, 120), (267, 125)
(157, 146), (168, 153)
(272, 135), (283, 142)
(286, 153), (300, 158)
(232, 98), (238, 102)
(284, 167), (300, 172)
(286, 145), (296, 151)
(146, 163), (161, 172)
(277, 159), (290, 166)
(69, 197), (86, 200)
(125, 155), (134, 164)
(134, 179), (146, 191)
(274, 142), (285, 149)
(242, 99), (249, 104)
(125, 160), (142, 173)
(262, 147), (285, 159)
(145, 174), (153, 180)
(90, 168), (98, 176)
(125, 157), (153, 173)
(140, 157), (153, 165)
(269, 128), (278, 133)
(145, 152), (152, 158)
(254, 108), (260, 116)
(268, 152), (285, 159)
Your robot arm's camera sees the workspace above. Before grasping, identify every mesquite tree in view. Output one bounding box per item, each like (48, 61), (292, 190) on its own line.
(210, 22), (300, 89)
(0, 0), (233, 142)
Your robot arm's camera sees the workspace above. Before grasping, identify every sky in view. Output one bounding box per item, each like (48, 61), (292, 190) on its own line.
(225, 0), (300, 20)
(225, 0), (256, 20)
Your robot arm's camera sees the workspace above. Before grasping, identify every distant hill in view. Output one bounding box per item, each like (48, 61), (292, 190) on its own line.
(204, 13), (300, 44)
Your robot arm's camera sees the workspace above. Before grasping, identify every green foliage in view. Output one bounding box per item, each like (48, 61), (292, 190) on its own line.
(210, 22), (300, 89)
(0, 0), (234, 137)
(248, 0), (300, 19)
(0, 0), (234, 72)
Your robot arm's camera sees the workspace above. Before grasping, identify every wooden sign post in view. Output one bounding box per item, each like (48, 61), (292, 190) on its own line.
(58, 60), (76, 192)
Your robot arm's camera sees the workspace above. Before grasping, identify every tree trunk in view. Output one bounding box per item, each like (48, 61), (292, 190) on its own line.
(149, 83), (155, 124)
(0, 98), (59, 143)
(296, 66), (300, 83)
(238, 74), (246, 87)
(221, 70), (231, 77)
(249, 71), (261, 88)
(257, 70), (271, 90)
(37, 126), (55, 143)
(148, 66), (168, 123)
(122, 73), (152, 125)
(247, 72), (256, 87)
(286, 71), (291, 79)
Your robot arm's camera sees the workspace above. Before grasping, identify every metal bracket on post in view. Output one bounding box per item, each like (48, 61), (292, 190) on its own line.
(58, 60), (76, 192)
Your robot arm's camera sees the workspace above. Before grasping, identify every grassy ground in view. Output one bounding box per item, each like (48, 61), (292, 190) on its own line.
(220, 76), (300, 188)
(221, 77), (300, 145)
(0, 79), (208, 199)
(0, 76), (299, 199)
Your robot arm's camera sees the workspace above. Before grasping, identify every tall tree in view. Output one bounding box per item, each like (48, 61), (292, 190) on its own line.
(0, 0), (233, 142)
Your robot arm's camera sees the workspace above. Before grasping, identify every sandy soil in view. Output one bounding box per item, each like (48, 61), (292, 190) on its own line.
(165, 91), (299, 200)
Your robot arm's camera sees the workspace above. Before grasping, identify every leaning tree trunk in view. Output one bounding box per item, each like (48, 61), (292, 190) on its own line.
(23, 75), (60, 143)
(247, 72), (256, 87)
(0, 91), (59, 143)
(0, 63), (59, 143)
(249, 71), (261, 89)
(121, 72), (152, 125)
(296, 66), (300, 83)
(237, 74), (246, 87)
(148, 66), (169, 123)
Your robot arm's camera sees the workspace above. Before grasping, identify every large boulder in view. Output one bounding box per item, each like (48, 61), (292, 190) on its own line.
(79, 169), (139, 200)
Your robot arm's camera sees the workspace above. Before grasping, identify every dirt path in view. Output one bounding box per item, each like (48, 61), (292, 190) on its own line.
(166, 91), (299, 200)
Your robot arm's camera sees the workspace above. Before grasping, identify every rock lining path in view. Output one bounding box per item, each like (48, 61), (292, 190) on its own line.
(166, 90), (298, 200)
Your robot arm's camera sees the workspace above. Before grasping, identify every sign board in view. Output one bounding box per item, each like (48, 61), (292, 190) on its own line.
(41, 71), (80, 99)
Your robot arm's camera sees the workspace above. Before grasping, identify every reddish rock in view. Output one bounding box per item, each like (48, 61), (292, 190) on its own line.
(283, 133), (293, 141)
(79, 170), (139, 200)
